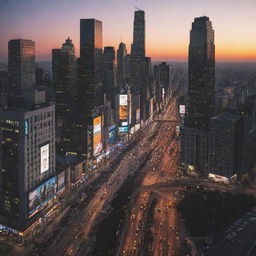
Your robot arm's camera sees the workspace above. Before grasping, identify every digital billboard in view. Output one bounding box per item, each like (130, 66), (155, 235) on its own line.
(28, 176), (57, 218)
(179, 105), (186, 115)
(57, 171), (65, 191)
(93, 116), (101, 134)
(108, 124), (116, 146)
(119, 94), (128, 106)
(93, 116), (102, 156)
(119, 126), (129, 133)
(40, 144), (49, 173)
(94, 133), (102, 156)
(119, 106), (128, 120)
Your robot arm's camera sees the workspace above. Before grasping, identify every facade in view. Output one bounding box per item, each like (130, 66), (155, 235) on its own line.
(76, 19), (103, 157)
(0, 69), (8, 108)
(103, 46), (116, 108)
(208, 113), (242, 181)
(0, 103), (56, 237)
(180, 126), (208, 175)
(131, 10), (145, 58)
(186, 16), (215, 129)
(79, 18), (103, 114)
(117, 42), (127, 88)
(8, 40), (35, 98)
(181, 16), (215, 175)
(52, 37), (77, 154)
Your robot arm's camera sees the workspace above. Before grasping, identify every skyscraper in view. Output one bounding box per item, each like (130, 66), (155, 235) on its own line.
(103, 46), (116, 108)
(187, 16), (215, 129)
(131, 10), (145, 58)
(8, 40), (35, 97)
(117, 42), (127, 88)
(180, 16), (215, 175)
(52, 37), (76, 154)
(79, 19), (103, 113)
(76, 19), (103, 158)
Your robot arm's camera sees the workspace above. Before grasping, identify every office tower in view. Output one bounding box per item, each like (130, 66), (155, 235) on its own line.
(117, 42), (127, 88)
(103, 46), (116, 108)
(0, 69), (8, 108)
(0, 102), (56, 240)
(79, 19), (103, 113)
(8, 40), (35, 97)
(131, 10), (145, 58)
(35, 67), (44, 86)
(52, 37), (76, 154)
(76, 19), (103, 158)
(180, 16), (215, 175)
(208, 113), (242, 182)
(187, 16), (215, 129)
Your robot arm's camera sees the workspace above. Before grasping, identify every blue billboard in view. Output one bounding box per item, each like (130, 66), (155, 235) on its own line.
(108, 124), (116, 146)
(119, 126), (129, 133)
(28, 176), (57, 218)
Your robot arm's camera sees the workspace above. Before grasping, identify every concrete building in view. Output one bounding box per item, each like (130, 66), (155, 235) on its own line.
(208, 113), (242, 182)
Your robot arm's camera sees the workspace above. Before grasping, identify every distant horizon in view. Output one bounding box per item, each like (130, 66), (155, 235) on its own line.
(1, 0), (256, 63)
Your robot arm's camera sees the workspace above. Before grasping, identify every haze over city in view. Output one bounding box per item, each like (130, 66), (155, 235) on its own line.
(1, 0), (256, 62)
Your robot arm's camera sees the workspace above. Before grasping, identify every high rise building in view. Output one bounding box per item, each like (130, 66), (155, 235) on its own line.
(103, 46), (116, 108)
(52, 37), (77, 154)
(131, 10), (145, 58)
(0, 102), (57, 241)
(8, 40), (35, 98)
(181, 16), (215, 175)
(79, 19), (103, 114)
(208, 113), (242, 182)
(187, 16), (215, 129)
(117, 42), (127, 88)
(76, 19), (103, 158)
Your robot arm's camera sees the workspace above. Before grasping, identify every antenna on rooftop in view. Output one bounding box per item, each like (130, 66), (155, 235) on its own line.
(135, 6), (141, 11)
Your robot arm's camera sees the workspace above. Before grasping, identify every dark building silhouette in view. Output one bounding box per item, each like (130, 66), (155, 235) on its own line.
(76, 19), (103, 158)
(187, 16), (215, 129)
(103, 46), (116, 108)
(117, 42), (127, 88)
(181, 16), (215, 175)
(52, 37), (76, 154)
(79, 19), (103, 115)
(131, 10), (145, 58)
(8, 40), (35, 98)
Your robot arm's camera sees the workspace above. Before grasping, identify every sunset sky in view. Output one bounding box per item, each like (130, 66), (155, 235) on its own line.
(0, 0), (256, 62)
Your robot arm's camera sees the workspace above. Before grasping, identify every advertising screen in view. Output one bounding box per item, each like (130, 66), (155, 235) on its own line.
(57, 171), (65, 191)
(40, 144), (49, 173)
(119, 94), (128, 106)
(119, 126), (129, 133)
(93, 133), (102, 156)
(93, 116), (102, 156)
(119, 106), (128, 120)
(108, 125), (116, 146)
(179, 105), (186, 115)
(93, 116), (101, 134)
(28, 176), (57, 218)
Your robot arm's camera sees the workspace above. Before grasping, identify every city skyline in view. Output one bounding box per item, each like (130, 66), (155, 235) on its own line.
(1, 0), (256, 62)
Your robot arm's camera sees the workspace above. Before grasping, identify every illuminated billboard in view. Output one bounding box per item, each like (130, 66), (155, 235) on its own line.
(57, 171), (65, 191)
(28, 176), (57, 218)
(108, 124), (116, 146)
(119, 106), (128, 120)
(93, 116), (101, 134)
(119, 126), (129, 133)
(24, 120), (29, 135)
(179, 105), (186, 115)
(40, 144), (49, 173)
(120, 94), (128, 106)
(93, 116), (102, 156)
